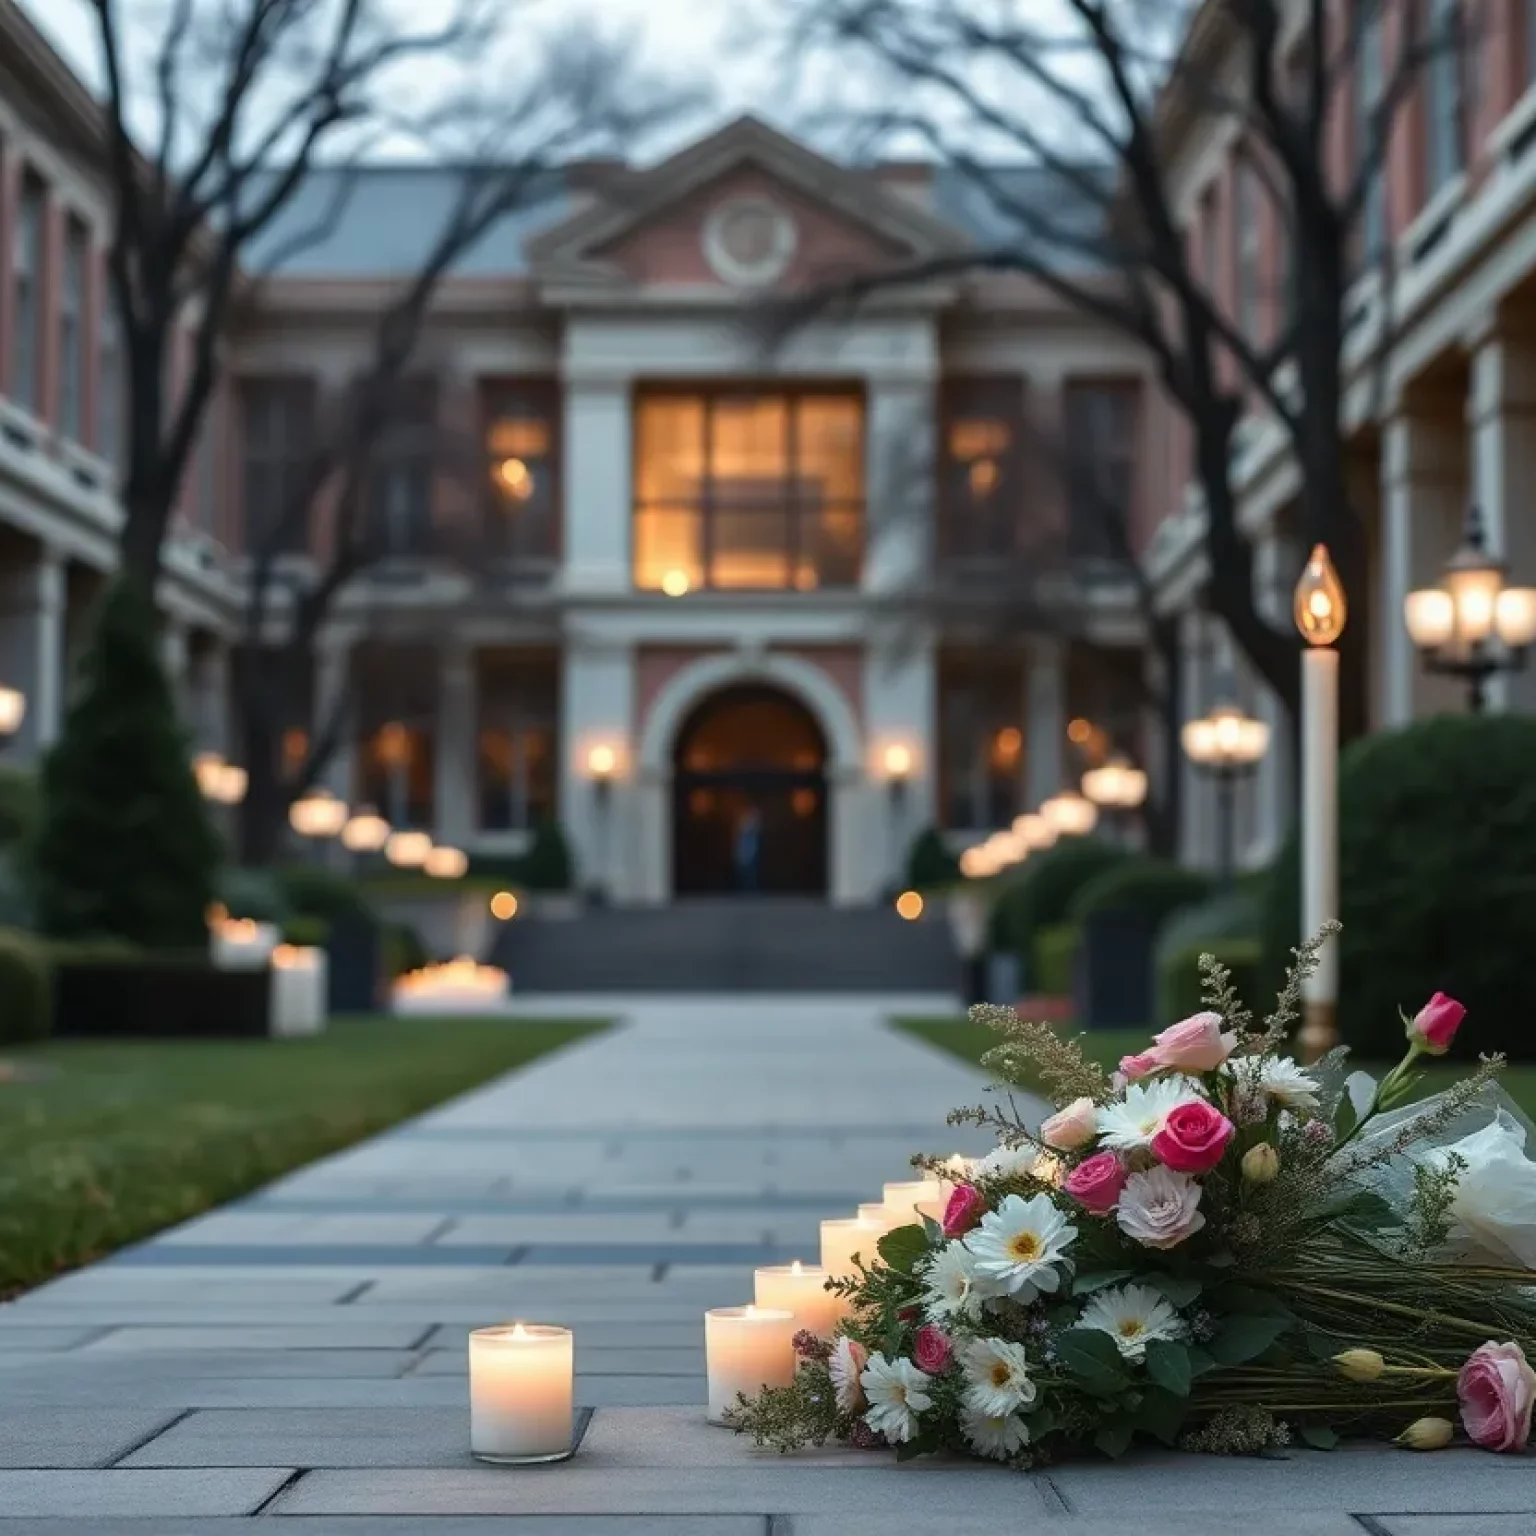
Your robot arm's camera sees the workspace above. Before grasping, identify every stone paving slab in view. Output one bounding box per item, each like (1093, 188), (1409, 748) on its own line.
(0, 1349), (419, 1379)
(79, 1324), (433, 1352)
(0, 1408), (183, 1468)
(0, 1326), (104, 1350)
(0, 1468), (293, 1517)
(409, 1347), (702, 1378)
(0, 1521), (768, 1534)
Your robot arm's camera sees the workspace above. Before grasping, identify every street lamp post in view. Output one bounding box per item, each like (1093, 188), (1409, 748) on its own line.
(1294, 543), (1347, 1063)
(1404, 506), (1536, 711)
(1081, 754), (1149, 843)
(1180, 698), (1270, 891)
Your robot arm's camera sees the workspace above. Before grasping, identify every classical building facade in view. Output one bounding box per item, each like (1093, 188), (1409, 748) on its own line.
(3, 0), (1530, 905)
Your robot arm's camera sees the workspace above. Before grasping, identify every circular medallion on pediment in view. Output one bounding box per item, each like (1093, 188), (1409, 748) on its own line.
(702, 195), (798, 286)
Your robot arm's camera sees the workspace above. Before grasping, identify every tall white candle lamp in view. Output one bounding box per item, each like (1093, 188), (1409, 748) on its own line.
(1294, 543), (1346, 1064)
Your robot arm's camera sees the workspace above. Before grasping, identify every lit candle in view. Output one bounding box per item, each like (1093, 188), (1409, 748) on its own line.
(270, 945), (326, 1037)
(882, 1179), (943, 1225)
(210, 917), (279, 970)
(936, 1154), (975, 1203)
(704, 1305), (797, 1425)
(468, 1324), (574, 1464)
(858, 1202), (899, 1230)
(820, 1214), (889, 1281)
(754, 1260), (840, 1339)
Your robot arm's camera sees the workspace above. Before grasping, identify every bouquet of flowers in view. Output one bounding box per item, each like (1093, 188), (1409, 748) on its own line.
(730, 929), (1536, 1463)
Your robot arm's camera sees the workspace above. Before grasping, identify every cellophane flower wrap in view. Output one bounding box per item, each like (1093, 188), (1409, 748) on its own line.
(729, 925), (1536, 1463)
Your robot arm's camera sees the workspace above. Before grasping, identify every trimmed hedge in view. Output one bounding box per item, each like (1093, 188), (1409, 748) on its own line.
(218, 866), (290, 923)
(1154, 886), (1263, 972)
(0, 766), (37, 849)
(992, 838), (1133, 973)
(1031, 923), (1079, 997)
(521, 819), (574, 892)
(274, 864), (374, 924)
(0, 927), (51, 1045)
(382, 921), (430, 977)
(1261, 713), (1536, 1061)
(904, 827), (960, 890)
(1158, 937), (1262, 1026)
(1068, 857), (1213, 928)
(281, 915), (331, 949)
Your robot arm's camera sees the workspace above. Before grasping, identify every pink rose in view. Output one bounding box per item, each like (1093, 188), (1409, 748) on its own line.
(1409, 992), (1467, 1056)
(1119, 1050), (1160, 1082)
(1116, 1164), (1206, 1250)
(1149, 1100), (1235, 1175)
(1458, 1340), (1536, 1452)
(913, 1325), (953, 1374)
(1063, 1150), (1128, 1215)
(941, 1183), (986, 1238)
(1150, 1012), (1237, 1072)
(1040, 1096), (1099, 1151)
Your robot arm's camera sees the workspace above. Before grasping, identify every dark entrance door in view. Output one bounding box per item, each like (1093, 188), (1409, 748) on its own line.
(671, 686), (828, 896)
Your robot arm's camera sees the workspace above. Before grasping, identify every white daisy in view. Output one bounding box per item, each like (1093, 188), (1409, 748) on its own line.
(920, 1239), (995, 1320)
(976, 1143), (1038, 1181)
(961, 1336), (1039, 1417)
(860, 1352), (933, 1444)
(1255, 1056), (1321, 1112)
(1095, 1077), (1204, 1154)
(961, 1405), (1031, 1461)
(966, 1192), (1077, 1299)
(1077, 1282), (1186, 1360)
(828, 1335), (868, 1413)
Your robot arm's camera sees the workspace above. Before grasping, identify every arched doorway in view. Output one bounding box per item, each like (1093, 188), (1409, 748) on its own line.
(671, 685), (828, 896)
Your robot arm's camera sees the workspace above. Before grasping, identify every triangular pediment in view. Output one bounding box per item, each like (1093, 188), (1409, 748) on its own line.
(526, 116), (968, 290)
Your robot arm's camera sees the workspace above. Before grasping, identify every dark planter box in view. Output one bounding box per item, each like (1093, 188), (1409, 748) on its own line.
(53, 960), (273, 1039)
(327, 913), (382, 1015)
(1074, 910), (1155, 1031)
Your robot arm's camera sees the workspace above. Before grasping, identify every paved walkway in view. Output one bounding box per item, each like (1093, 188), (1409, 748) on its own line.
(0, 995), (1527, 1534)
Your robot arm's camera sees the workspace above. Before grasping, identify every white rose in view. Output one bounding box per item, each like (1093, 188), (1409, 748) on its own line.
(1426, 1111), (1536, 1268)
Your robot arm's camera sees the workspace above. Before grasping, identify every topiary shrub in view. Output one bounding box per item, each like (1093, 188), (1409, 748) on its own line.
(1154, 886), (1263, 972)
(281, 915), (331, 949)
(1031, 923), (1079, 997)
(992, 838), (1132, 973)
(382, 921), (430, 977)
(1068, 857), (1213, 928)
(1261, 713), (1536, 1061)
(217, 866), (290, 923)
(1158, 937), (1261, 1027)
(519, 818), (574, 891)
(274, 864), (373, 924)
(0, 765), (37, 849)
(0, 927), (51, 1045)
(31, 580), (222, 950)
(904, 827), (960, 890)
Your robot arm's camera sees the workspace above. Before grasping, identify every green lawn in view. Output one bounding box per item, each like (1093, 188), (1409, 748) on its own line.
(895, 1016), (1536, 1123)
(0, 1015), (606, 1298)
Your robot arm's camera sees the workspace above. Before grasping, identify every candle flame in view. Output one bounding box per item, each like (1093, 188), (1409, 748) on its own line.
(511, 1322), (529, 1341)
(790, 1260), (803, 1276)
(744, 1304), (759, 1319)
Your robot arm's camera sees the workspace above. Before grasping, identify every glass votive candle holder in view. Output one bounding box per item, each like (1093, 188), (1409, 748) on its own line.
(469, 1324), (575, 1465)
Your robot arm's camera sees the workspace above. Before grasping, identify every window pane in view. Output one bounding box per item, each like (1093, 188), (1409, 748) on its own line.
(483, 381), (556, 558)
(634, 504), (704, 592)
(796, 395), (862, 505)
(711, 395), (787, 484)
(636, 395), (705, 503)
(942, 378), (1022, 558)
(12, 178), (43, 412)
(710, 507), (791, 589)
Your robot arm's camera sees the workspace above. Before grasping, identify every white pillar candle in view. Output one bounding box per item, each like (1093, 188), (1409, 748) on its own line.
(754, 1261), (840, 1339)
(820, 1215), (890, 1281)
(1300, 646), (1340, 1045)
(270, 945), (327, 1037)
(704, 1305), (796, 1425)
(211, 919), (279, 970)
(469, 1324), (574, 1464)
(883, 1179), (943, 1225)
(858, 1202), (899, 1230)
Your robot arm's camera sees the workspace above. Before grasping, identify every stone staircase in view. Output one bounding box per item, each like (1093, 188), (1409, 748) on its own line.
(490, 898), (960, 993)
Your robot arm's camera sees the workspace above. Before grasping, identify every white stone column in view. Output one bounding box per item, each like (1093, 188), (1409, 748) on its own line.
(1468, 327), (1536, 714)
(1379, 407), (1466, 724)
(1250, 531), (1298, 862)
(861, 627), (935, 900)
(434, 643), (476, 847)
(0, 546), (65, 762)
(862, 377), (934, 595)
(560, 376), (631, 595)
(313, 633), (353, 803)
(1025, 638), (1066, 809)
(559, 632), (634, 900)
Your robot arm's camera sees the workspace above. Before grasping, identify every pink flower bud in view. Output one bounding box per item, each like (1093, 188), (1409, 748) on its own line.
(941, 1183), (986, 1238)
(913, 1325), (953, 1374)
(1409, 992), (1467, 1055)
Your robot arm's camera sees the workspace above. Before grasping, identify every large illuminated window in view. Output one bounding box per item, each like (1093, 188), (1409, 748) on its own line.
(633, 388), (863, 592)
(940, 377), (1024, 559)
(482, 380), (558, 561)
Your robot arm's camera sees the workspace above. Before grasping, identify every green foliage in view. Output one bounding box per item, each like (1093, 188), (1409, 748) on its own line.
(519, 818), (574, 891)
(992, 838), (1133, 967)
(382, 921), (430, 977)
(1069, 857), (1213, 928)
(273, 864), (373, 924)
(904, 827), (960, 890)
(31, 580), (222, 950)
(0, 765), (37, 848)
(1031, 922), (1079, 996)
(281, 915), (331, 948)
(0, 850), (32, 928)
(0, 927), (51, 1045)
(1157, 938), (1260, 1025)
(217, 866), (290, 923)
(1153, 885), (1262, 971)
(1260, 713), (1536, 1059)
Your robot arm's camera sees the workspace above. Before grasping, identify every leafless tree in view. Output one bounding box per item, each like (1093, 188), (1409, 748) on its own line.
(777, 0), (1468, 742)
(224, 33), (697, 863)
